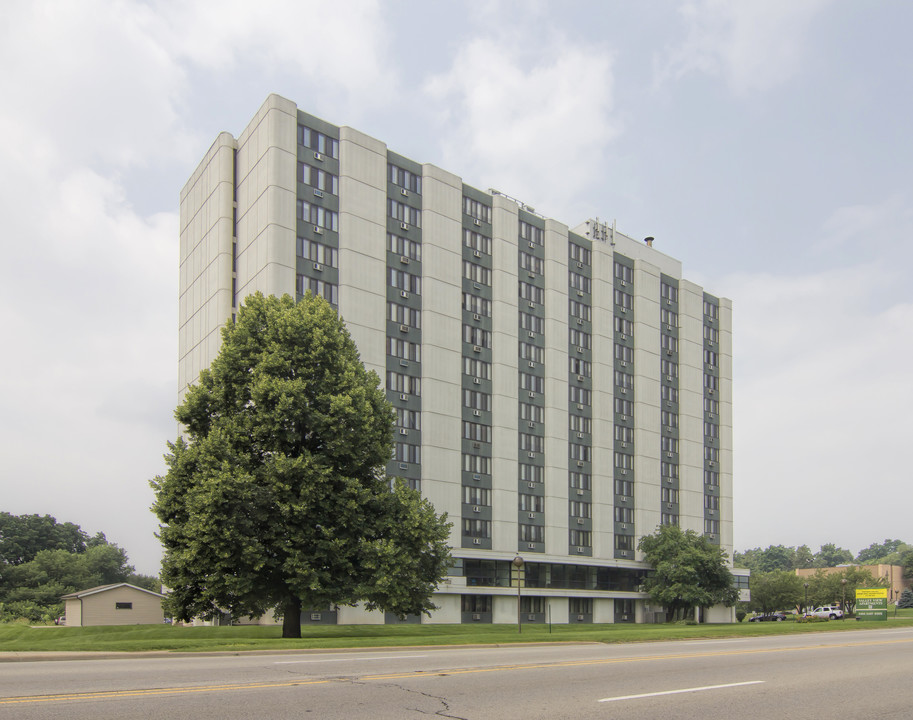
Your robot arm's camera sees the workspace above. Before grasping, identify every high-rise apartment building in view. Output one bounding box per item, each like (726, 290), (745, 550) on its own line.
(179, 95), (742, 624)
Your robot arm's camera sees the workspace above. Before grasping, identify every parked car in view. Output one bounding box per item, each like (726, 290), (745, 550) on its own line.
(749, 612), (788, 622)
(806, 605), (844, 620)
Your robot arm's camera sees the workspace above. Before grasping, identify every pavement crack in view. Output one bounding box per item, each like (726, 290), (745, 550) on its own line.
(347, 678), (465, 719)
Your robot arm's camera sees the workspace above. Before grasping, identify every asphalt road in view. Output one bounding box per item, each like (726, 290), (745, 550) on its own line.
(2, 628), (912, 719)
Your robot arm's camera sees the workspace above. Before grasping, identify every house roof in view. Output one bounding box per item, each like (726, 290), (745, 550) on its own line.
(60, 583), (165, 600)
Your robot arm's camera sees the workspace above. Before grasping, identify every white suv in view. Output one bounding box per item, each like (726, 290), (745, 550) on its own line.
(807, 605), (844, 619)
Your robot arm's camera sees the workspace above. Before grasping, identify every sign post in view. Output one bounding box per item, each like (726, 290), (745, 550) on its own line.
(855, 588), (888, 621)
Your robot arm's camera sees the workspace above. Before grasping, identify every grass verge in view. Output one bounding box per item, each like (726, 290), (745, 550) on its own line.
(2, 614), (912, 653)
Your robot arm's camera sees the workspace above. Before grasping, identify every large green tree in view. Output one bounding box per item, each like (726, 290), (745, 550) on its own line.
(749, 570), (803, 615)
(152, 293), (451, 638)
(0, 512), (89, 565)
(638, 525), (739, 621)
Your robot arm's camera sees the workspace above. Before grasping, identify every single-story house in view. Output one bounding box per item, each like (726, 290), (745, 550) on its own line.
(61, 583), (165, 626)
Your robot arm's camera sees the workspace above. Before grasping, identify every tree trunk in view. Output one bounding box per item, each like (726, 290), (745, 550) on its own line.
(281, 596), (302, 639)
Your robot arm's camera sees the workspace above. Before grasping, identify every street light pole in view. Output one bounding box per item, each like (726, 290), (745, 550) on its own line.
(512, 555), (525, 634)
(841, 578), (847, 618)
(804, 583), (809, 616)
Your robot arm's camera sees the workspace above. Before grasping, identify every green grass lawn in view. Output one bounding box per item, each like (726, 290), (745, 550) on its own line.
(2, 612), (912, 653)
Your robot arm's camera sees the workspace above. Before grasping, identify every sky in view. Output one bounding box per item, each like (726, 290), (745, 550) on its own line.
(1, 0), (911, 575)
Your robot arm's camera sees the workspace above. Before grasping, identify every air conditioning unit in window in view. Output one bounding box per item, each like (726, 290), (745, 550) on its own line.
(473, 506), (480, 513)
(620, 469), (627, 475)
(577, 461), (584, 467)
(313, 189), (324, 198)
(528, 452), (535, 458)
(576, 489), (584, 496)
(577, 549), (584, 555)
(528, 331), (535, 338)
(528, 242), (535, 249)
(576, 262), (583, 269)
(577, 518), (584, 525)
(472, 442), (480, 448)
(709, 509), (715, 515)
(528, 361), (535, 368)
(399, 255), (410, 264)
(314, 152), (323, 161)
(528, 421), (535, 428)
(473, 378), (481, 385)
(473, 313), (481, 321)
(472, 538), (481, 545)
(576, 404), (583, 410)
(399, 393), (407, 401)
(471, 613), (481, 620)
(620, 388), (627, 395)
(400, 188), (408, 196)
(528, 301), (535, 308)
(577, 291), (584, 297)
(472, 345), (482, 353)
(527, 543), (536, 550)
(666, 503), (673, 509)
(473, 250), (481, 258)
(313, 262), (322, 271)
(620, 307), (626, 313)
(620, 442), (626, 448)
(577, 375), (585, 382)
(528, 482), (535, 488)
(399, 429), (408, 436)
(399, 360), (408, 367)
(473, 410), (481, 417)
(399, 324), (408, 332)
(400, 222), (409, 230)
(576, 433), (583, 439)
(667, 452), (674, 458)
(398, 463), (408, 470)
(576, 347), (584, 354)
(473, 218), (481, 227)
(314, 226), (323, 234)
(620, 524), (627, 529)
(471, 473), (481, 481)
(576, 318), (583, 325)
(528, 512), (535, 519)
(620, 361), (627, 367)
(400, 290), (408, 298)
(708, 389), (715, 395)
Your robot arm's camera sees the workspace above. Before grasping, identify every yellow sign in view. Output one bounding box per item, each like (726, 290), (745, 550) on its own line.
(856, 588), (888, 599)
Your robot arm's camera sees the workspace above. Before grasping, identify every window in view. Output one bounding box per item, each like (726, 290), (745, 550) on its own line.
(704, 397), (719, 414)
(569, 530), (591, 547)
(614, 452), (633, 470)
(519, 342), (544, 364)
(298, 163), (338, 194)
(388, 233), (421, 261)
(569, 272), (591, 293)
(519, 312), (544, 333)
(519, 282), (544, 304)
(661, 384), (679, 403)
(614, 289), (633, 310)
(463, 197), (491, 223)
(388, 303), (421, 329)
(569, 329), (591, 349)
(614, 397), (633, 415)
(297, 238), (338, 267)
(463, 422), (491, 443)
(297, 201), (338, 231)
(661, 307), (678, 327)
(464, 390), (491, 412)
(615, 344), (633, 363)
(705, 422), (719, 439)
(661, 410), (678, 429)
(705, 446), (719, 463)
(389, 269), (421, 294)
(570, 501), (591, 518)
(464, 486), (490, 505)
(464, 294), (491, 317)
(394, 442), (420, 463)
(615, 370), (633, 390)
(519, 221), (543, 245)
(705, 469), (719, 486)
(704, 519), (720, 534)
(387, 371), (420, 395)
(614, 478), (633, 496)
(463, 454), (490, 474)
(389, 163), (422, 194)
(615, 535), (635, 551)
(569, 386), (591, 406)
(704, 300), (719, 319)
(615, 506), (633, 523)
(519, 433), (543, 453)
(705, 494), (720, 510)
(662, 487), (679, 503)
(661, 436), (679, 453)
(704, 349), (718, 366)
(569, 300), (591, 321)
(519, 494), (544, 512)
(463, 261), (491, 286)
(395, 408), (420, 430)
(569, 357), (591, 377)
(388, 199), (421, 227)
(464, 229), (491, 254)
(298, 125), (338, 158)
(387, 338), (421, 361)
(461, 595), (491, 613)
(569, 415), (591, 434)
(661, 462), (679, 480)
(297, 276), (338, 305)
(519, 464), (543, 484)
(661, 513), (679, 526)
(569, 243), (590, 265)
(614, 426), (633, 444)
(661, 335), (678, 353)
(614, 262), (633, 284)
(614, 316), (633, 335)
(520, 403), (543, 423)
(661, 282), (678, 303)
(704, 325), (719, 343)
(569, 598), (593, 614)
(519, 252), (543, 274)
(661, 359), (678, 377)
(520, 372), (544, 393)
(519, 524), (544, 543)
(463, 325), (491, 348)
(570, 472), (591, 490)
(115, 602), (133, 610)
(463, 518), (491, 538)
(464, 357), (491, 380)
(569, 444), (590, 462)
(705, 374), (719, 391)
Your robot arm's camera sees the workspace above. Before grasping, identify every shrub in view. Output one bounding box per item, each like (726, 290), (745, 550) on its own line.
(736, 610), (746, 622)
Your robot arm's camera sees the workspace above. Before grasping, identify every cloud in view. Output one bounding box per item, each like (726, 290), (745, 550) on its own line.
(424, 35), (619, 222)
(657, 0), (833, 95)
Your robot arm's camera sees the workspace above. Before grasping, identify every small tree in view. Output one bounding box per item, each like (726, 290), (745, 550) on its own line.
(638, 525), (739, 622)
(896, 588), (913, 609)
(749, 570), (803, 615)
(152, 293), (451, 638)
